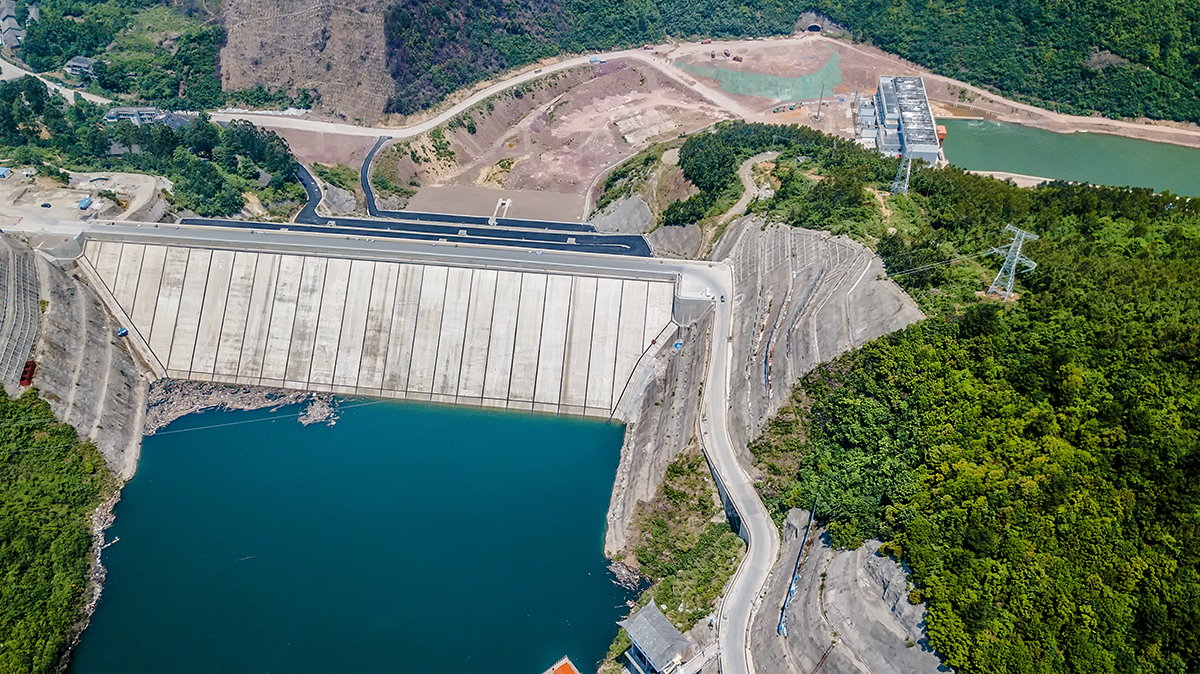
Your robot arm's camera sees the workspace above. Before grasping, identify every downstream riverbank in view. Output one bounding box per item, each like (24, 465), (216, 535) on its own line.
(940, 119), (1200, 196)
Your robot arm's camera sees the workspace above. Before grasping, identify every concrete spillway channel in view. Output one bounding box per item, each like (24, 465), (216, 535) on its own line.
(77, 233), (677, 417)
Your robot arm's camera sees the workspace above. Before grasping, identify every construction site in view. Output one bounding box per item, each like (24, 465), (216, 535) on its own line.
(0, 31), (1016, 674)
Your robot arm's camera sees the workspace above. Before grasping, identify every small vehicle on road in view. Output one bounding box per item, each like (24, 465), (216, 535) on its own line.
(40, 203), (50, 208)
(721, 295), (725, 302)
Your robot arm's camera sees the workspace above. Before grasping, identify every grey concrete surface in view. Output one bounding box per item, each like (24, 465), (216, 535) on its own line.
(604, 309), (708, 557)
(63, 221), (763, 674)
(78, 238), (677, 416)
(592, 195), (655, 234)
(648, 224), (702, 259)
(750, 510), (944, 674)
(721, 219), (925, 464)
(30, 253), (148, 478)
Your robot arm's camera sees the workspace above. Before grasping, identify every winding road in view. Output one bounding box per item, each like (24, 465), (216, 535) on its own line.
(695, 263), (780, 674)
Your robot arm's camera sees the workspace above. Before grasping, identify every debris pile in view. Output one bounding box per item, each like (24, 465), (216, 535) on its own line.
(143, 380), (339, 435)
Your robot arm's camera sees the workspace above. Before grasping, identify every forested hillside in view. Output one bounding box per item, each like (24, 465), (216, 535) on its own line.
(813, 0), (1200, 122)
(383, 0), (801, 113)
(0, 392), (112, 674)
(680, 121), (1200, 673)
(383, 0), (1200, 121)
(0, 76), (303, 217)
(19, 0), (310, 111)
(19, 0), (1200, 122)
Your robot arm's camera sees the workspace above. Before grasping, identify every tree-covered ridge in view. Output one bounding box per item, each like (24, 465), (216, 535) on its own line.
(0, 76), (303, 218)
(383, 0), (802, 114)
(737, 124), (1200, 670)
(814, 0), (1200, 122)
(0, 391), (112, 674)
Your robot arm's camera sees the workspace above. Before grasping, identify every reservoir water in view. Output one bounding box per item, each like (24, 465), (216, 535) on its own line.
(70, 400), (631, 674)
(940, 119), (1200, 197)
(676, 45), (842, 101)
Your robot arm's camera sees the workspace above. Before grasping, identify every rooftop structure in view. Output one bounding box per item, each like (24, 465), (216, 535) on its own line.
(103, 106), (189, 130)
(857, 75), (942, 165)
(618, 600), (693, 674)
(540, 656), (581, 674)
(64, 55), (96, 77)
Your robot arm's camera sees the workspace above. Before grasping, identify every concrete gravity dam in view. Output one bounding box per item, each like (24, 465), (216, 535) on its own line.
(79, 235), (679, 417)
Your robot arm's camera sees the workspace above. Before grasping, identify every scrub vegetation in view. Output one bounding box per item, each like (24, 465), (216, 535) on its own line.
(311, 162), (358, 192)
(381, 0), (1199, 123)
(0, 76), (303, 217)
(0, 391), (113, 674)
(602, 448), (743, 672)
(683, 121), (1200, 672)
(369, 145), (418, 201)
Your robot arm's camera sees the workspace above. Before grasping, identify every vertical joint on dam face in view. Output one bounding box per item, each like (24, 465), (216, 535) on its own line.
(81, 239), (679, 418)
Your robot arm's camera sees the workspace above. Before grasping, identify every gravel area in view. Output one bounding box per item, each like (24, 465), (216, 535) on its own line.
(749, 509), (943, 674)
(143, 380), (339, 435)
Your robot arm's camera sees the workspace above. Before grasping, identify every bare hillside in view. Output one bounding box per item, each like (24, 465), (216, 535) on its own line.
(220, 0), (394, 123)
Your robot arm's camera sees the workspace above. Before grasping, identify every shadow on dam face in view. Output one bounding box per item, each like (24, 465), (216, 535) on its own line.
(80, 239), (679, 418)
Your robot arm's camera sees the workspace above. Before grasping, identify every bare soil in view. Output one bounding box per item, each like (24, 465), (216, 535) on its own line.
(395, 60), (730, 220)
(220, 0), (394, 124)
(404, 184), (587, 222)
(271, 128), (379, 167)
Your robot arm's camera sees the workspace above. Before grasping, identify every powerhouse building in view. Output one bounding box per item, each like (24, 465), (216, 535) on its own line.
(858, 76), (941, 164)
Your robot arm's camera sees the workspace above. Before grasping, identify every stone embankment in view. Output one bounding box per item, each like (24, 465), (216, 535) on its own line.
(750, 509), (943, 674)
(715, 217), (925, 464)
(604, 218), (924, 562)
(604, 308), (713, 558)
(0, 236), (42, 395)
(144, 380), (338, 435)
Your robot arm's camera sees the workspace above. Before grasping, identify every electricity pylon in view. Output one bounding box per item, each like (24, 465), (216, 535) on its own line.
(890, 153), (912, 194)
(987, 224), (1039, 299)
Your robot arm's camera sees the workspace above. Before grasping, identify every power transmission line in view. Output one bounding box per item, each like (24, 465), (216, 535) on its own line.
(890, 154), (913, 195)
(987, 224), (1039, 299)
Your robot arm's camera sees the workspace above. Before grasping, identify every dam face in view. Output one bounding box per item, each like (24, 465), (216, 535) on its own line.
(81, 239), (677, 417)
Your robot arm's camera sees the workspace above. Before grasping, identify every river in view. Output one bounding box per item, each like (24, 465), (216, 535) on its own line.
(940, 119), (1200, 197)
(70, 400), (632, 674)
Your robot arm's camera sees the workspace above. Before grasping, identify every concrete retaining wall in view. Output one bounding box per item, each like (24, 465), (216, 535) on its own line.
(79, 239), (677, 417)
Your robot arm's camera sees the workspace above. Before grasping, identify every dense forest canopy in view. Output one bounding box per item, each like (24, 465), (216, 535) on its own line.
(684, 121), (1200, 673)
(382, 0), (1200, 121)
(14, 0), (1200, 121)
(0, 392), (112, 674)
(0, 75), (303, 217)
(806, 0), (1200, 122)
(383, 0), (803, 114)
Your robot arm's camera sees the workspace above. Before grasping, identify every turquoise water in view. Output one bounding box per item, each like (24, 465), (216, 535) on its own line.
(70, 401), (631, 674)
(940, 119), (1200, 197)
(676, 47), (842, 101)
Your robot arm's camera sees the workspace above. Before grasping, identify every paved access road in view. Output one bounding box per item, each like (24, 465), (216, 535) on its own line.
(285, 160), (649, 255)
(178, 215), (652, 256)
(693, 264), (781, 674)
(209, 44), (765, 138)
